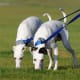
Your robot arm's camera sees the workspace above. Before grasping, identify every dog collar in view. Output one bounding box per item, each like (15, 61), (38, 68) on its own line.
(35, 40), (42, 46)
(16, 36), (34, 45)
(35, 39), (45, 46)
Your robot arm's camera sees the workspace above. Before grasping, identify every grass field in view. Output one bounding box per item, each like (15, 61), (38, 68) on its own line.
(0, 0), (80, 80)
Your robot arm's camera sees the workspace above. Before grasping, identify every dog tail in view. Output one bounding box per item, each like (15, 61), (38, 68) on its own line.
(59, 8), (67, 23)
(43, 13), (52, 21)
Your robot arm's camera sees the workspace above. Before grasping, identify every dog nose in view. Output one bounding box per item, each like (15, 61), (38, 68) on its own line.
(35, 67), (41, 70)
(34, 64), (43, 70)
(34, 64), (42, 70)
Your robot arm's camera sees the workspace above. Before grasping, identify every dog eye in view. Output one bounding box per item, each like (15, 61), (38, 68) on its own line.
(22, 47), (25, 50)
(41, 59), (44, 62)
(34, 59), (37, 61)
(39, 47), (47, 54)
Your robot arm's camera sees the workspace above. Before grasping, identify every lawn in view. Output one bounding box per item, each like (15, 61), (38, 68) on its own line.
(0, 0), (80, 80)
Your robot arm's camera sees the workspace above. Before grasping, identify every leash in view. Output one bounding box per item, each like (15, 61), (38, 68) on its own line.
(67, 13), (80, 25)
(35, 13), (80, 46)
(58, 8), (80, 21)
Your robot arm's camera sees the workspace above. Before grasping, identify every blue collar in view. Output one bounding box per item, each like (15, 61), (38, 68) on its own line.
(35, 38), (45, 46)
(16, 36), (34, 45)
(35, 40), (42, 46)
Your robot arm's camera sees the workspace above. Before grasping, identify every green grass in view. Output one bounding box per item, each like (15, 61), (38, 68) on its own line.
(0, 68), (80, 80)
(0, 51), (80, 80)
(0, 0), (80, 80)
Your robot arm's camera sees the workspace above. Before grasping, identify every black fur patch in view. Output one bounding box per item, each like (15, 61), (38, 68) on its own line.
(55, 34), (62, 42)
(39, 47), (47, 55)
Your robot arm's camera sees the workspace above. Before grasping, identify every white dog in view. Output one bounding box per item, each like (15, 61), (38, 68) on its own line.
(13, 16), (43, 68)
(13, 14), (52, 68)
(31, 16), (77, 70)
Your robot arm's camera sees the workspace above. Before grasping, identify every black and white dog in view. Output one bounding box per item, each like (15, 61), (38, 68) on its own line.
(13, 16), (42, 68)
(31, 10), (77, 70)
(12, 14), (52, 68)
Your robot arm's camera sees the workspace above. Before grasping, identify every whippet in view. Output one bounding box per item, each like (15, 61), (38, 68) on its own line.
(13, 16), (42, 68)
(13, 14), (52, 68)
(31, 10), (77, 70)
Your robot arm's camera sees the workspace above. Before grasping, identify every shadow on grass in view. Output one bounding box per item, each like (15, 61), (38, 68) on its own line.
(0, 50), (13, 57)
(58, 63), (80, 70)
(58, 65), (72, 70)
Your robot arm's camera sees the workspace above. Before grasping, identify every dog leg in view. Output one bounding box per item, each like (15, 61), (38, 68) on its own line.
(61, 33), (78, 68)
(47, 48), (53, 70)
(53, 43), (58, 70)
(29, 47), (32, 55)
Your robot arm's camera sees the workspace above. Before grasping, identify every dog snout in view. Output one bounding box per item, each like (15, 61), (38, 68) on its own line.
(34, 60), (43, 70)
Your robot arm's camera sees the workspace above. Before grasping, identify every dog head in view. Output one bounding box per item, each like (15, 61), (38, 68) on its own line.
(12, 44), (25, 68)
(13, 44), (25, 58)
(31, 38), (47, 70)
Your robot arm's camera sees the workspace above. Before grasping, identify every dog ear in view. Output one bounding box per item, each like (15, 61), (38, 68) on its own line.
(39, 47), (47, 55)
(31, 47), (38, 51)
(12, 45), (16, 51)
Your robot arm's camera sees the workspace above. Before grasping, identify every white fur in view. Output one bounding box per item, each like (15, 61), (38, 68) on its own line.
(59, 8), (67, 23)
(13, 16), (42, 68)
(43, 13), (52, 21)
(13, 13), (52, 68)
(32, 49), (44, 70)
(59, 8), (69, 41)
(32, 20), (77, 70)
